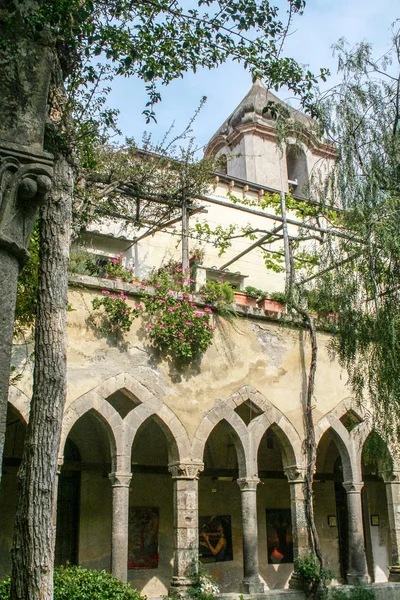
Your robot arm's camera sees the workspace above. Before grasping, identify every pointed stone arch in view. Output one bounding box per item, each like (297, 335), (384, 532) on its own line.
(315, 413), (357, 482)
(62, 373), (191, 468)
(192, 402), (249, 477)
(61, 390), (121, 461)
(223, 385), (303, 470)
(124, 401), (191, 465)
(60, 403), (118, 471)
(8, 386), (30, 423)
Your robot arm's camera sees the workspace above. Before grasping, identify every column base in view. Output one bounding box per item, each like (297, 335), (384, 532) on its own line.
(169, 576), (195, 597)
(241, 579), (264, 594)
(388, 566), (400, 582)
(347, 572), (369, 585)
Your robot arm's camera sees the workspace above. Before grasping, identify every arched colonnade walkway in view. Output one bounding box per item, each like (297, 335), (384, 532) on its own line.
(2, 377), (400, 595)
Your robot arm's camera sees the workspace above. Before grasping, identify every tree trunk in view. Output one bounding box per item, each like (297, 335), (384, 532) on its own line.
(10, 153), (73, 600)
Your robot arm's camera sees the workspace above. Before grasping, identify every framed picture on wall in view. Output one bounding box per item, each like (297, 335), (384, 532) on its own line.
(199, 515), (233, 562)
(266, 509), (293, 564)
(128, 507), (159, 569)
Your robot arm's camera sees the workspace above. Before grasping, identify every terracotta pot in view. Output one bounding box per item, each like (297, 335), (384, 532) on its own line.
(257, 298), (284, 312)
(234, 292), (257, 307)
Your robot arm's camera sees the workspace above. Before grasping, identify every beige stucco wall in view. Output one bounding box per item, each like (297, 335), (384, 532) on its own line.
(1, 278), (392, 594)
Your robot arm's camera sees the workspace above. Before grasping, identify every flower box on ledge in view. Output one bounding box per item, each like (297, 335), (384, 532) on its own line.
(256, 298), (285, 313)
(233, 291), (258, 307)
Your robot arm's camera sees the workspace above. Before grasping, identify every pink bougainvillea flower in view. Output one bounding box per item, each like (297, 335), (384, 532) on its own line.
(159, 325), (165, 330)
(185, 321), (194, 326)
(102, 290), (110, 295)
(167, 306), (174, 312)
(204, 307), (212, 312)
(135, 305), (141, 310)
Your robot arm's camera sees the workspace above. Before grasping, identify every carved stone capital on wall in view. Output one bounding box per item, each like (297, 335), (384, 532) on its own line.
(109, 472), (132, 488)
(237, 477), (260, 491)
(284, 465), (306, 482)
(168, 462), (204, 480)
(343, 480), (364, 494)
(384, 470), (400, 484)
(0, 144), (53, 265)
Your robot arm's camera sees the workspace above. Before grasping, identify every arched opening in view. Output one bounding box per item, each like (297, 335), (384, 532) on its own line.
(56, 410), (113, 570)
(0, 404), (27, 578)
(286, 145), (309, 197)
(314, 429), (348, 582)
(216, 153), (228, 175)
(128, 416), (173, 596)
(257, 425), (292, 589)
(199, 420), (241, 592)
(361, 431), (392, 582)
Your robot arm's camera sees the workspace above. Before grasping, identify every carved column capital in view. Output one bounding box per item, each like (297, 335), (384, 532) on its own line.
(237, 477), (260, 491)
(168, 461), (204, 480)
(384, 470), (400, 484)
(0, 146), (53, 265)
(109, 472), (132, 488)
(284, 465), (306, 482)
(343, 481), (364, 494)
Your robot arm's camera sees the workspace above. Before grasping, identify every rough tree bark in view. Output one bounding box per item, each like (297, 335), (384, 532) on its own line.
(10, 151), (73, 600)
(287, 241), (323, 569)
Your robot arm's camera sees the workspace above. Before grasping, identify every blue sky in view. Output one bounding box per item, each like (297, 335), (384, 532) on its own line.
(106, 1), (399, 152)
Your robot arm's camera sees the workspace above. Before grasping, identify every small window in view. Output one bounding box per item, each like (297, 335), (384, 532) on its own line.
(205, 267), (247, 290)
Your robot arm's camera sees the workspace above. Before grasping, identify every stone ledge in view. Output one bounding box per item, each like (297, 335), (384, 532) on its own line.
(68, 274), (297, 327)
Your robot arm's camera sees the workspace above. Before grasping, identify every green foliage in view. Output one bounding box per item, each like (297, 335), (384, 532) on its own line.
(54, 566), (146, 600)
(69, 248), (103, 277)
(0, 577), (10, 600)
(244, 286), (267, 299)
(269, 291), (287, 304)
(0, 567), (146, 600)
(294, 554), (334, 598)
(91, 291), (141, 335)
(144, 264), (215, 364)
(201, 281), (235, 305)
(330, 585), (374, 600)
(362, 431), (393, 477)
(187, 566), (219, 600)
(104, 253), (135, 282)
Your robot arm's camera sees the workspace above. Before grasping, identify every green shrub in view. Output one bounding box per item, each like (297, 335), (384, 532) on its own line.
(201, 280), (234, 305)
(0, 567), (146, 600)
(0, 577), (10, 600)
(331, 586), (374, 600)
(244, 286), (266, 299)
(294, 554), (334, 598)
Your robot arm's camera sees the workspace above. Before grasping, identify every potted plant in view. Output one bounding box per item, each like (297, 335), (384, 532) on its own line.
(257, 291), (286, 314)
(105, 253), (136, 282)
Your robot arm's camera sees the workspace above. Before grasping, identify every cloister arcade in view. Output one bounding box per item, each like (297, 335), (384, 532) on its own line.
(2, 376), (399, 595)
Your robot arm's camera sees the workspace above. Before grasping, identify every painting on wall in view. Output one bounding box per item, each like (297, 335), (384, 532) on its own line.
(265, 508), (293, 564)
(199, 515), (233, 562)
(128, 507), (159, 569)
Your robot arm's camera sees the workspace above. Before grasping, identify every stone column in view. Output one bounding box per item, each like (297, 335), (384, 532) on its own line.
(0, 6), (54, 479)
(343, 481), (368, 584)
(109, 472), (132, 582)
(168, 461), (204, 595)
(385, 472), (400, 581)
(285, 467), (310, 559)
(237, 477), (264, 594)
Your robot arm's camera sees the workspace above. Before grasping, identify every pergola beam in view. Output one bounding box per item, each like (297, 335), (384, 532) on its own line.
(219, 224), (283, 270)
